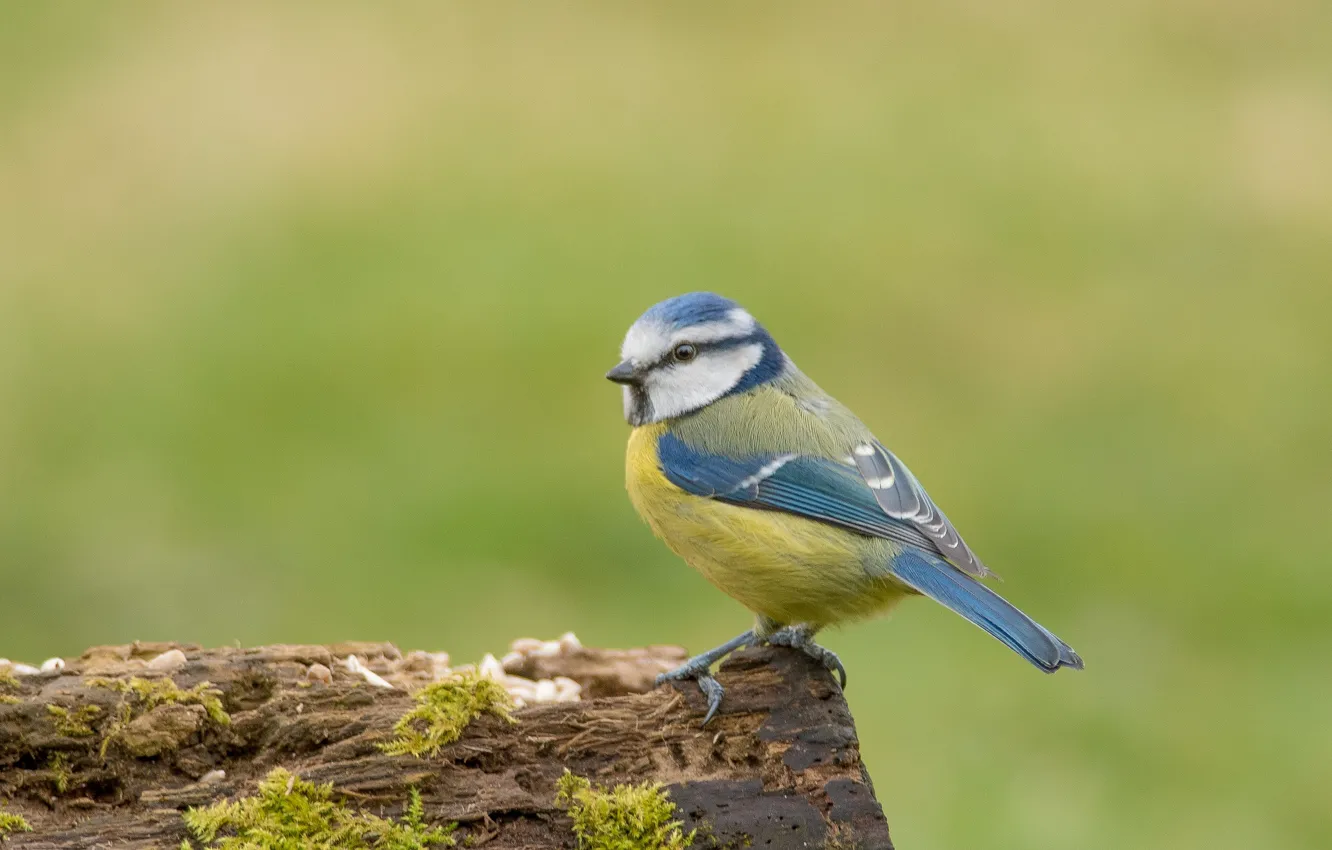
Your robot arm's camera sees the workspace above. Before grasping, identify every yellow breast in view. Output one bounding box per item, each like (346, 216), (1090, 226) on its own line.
(624, 424), (908, 627)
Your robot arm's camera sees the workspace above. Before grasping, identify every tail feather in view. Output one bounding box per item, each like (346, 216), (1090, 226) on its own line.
(886, 550), (1083, 672)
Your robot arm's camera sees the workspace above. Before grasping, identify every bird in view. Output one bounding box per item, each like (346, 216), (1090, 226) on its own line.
(607, 292), (1083, 724)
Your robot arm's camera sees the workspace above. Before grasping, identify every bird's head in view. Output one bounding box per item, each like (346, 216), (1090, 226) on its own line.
(607, 292), (786, 426)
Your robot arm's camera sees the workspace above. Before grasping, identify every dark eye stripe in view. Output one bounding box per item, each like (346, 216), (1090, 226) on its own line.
(646, 333), (759, 371)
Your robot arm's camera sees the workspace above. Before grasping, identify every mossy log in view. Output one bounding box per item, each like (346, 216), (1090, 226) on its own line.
(0, 641), (892, 849)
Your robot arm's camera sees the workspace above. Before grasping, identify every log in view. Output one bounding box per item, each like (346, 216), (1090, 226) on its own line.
(0, 641), (892, 849)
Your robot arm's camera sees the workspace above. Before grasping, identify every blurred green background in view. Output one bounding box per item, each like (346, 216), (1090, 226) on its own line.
(2, 3), (1329, 848)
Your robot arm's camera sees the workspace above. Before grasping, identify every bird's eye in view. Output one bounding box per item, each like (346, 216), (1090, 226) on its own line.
(672, 343), (697, 362)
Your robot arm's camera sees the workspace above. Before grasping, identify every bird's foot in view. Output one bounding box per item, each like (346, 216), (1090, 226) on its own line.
(767, 625), (847, 689)
(655, 630), (756, 726)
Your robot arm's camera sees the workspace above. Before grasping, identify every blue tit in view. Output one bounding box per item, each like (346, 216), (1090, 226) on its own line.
(607, 292), (1083, 724)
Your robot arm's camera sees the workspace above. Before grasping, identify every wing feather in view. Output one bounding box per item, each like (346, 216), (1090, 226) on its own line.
(852, 442), (991, 577)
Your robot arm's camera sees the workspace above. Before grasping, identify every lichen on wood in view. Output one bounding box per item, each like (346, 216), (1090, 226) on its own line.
(44, 705), (101, 738)
(0, 641), (893, 849)
(91, 676), (229, 723)
(89, 675), (230, 758)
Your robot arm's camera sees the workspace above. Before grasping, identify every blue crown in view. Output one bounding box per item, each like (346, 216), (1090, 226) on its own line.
(641, 292), (741, 330)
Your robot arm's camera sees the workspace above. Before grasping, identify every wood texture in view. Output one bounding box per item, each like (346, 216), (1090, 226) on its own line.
(0, 642), (892, 849)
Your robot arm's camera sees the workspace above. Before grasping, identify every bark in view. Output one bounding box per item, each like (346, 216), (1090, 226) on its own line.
(0, 641), (891, 849)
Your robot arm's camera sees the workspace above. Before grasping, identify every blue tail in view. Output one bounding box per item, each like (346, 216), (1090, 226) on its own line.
(886, 550), (1083, 672)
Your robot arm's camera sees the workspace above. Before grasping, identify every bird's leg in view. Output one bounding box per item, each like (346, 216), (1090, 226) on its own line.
(766, 624), (847, 689)
(656, 630), (757, 726)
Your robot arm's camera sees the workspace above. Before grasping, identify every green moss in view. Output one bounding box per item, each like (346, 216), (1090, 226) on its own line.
(47, 703), (102, 737)
(90, 676), (230, 758)
(378, 672), (515, 758)
(48, 753), (72, 794)
(90, 676), (230, 725)
(0, 670), (19, 705)
(182, 768), (454, 849)
(0, 809), (32, 839)
(555, 771), (695, 850)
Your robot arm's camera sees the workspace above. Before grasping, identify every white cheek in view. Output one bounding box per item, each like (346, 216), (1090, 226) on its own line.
(642, 343), (763, 421)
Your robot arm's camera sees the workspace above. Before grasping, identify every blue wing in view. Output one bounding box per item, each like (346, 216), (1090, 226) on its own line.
(657, 433), (939, 554)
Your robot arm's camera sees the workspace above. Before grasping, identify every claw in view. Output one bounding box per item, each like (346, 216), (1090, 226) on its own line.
(654, 629), (755, 725)
(767, 625), (846, 690)
(805, 641), (848, 689)
(657, 666), (728, 726)
(826, 652), (848, 689)
(698, 675), (725, 725)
